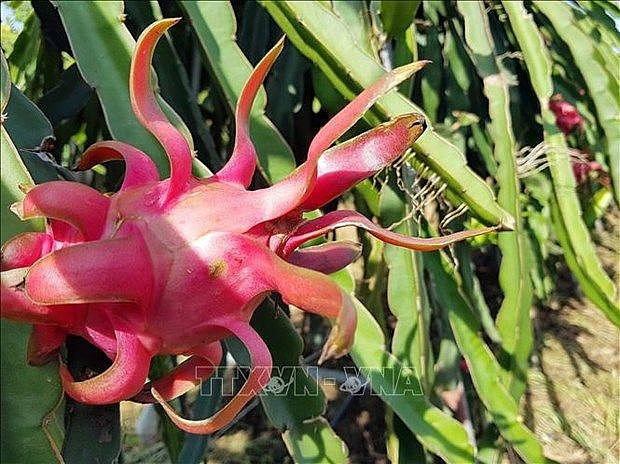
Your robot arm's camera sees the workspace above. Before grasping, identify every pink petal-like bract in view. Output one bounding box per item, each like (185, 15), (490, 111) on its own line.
(0, 19), (500, 433)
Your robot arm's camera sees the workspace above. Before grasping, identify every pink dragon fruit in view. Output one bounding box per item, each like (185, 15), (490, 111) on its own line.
(0, 19), (498, 434)
(572, 159), (604, 185)
(549, 94), (584, 135)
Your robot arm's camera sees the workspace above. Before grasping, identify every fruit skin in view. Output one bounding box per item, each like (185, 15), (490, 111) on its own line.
(0, 18), (497, 434)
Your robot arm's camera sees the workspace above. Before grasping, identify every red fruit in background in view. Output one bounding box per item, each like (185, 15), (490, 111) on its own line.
(549, 94), (584, 135)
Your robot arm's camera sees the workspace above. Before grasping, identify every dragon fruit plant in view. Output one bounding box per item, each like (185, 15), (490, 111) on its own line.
(0, 19), (498, 434)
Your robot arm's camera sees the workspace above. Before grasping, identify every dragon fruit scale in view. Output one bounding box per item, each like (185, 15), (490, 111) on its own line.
(0, 19), (499, 434)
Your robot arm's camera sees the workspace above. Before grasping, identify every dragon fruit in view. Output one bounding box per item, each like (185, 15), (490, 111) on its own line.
(549, 94), (584, 135)
(0, 19), (498, 434)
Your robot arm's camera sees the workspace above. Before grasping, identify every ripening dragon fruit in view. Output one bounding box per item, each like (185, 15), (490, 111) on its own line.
(549, 94), (584, 135)
(0, 19), (498, 434)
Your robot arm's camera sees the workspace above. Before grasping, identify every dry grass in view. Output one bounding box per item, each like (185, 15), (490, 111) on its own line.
(523, 209), (619, 464)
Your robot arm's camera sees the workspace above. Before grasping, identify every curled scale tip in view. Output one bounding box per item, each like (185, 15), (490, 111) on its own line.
(151, 17), (181, 28)
(9, 201), (24, 220)
(396, 60), (432, 75)
(1, 267), (29, 287)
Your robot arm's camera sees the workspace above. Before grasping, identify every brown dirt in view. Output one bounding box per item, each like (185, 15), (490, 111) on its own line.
(523, 208), (619, 464)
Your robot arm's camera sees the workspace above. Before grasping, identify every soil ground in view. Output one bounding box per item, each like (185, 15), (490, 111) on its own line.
(522, 208), (619, 464)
